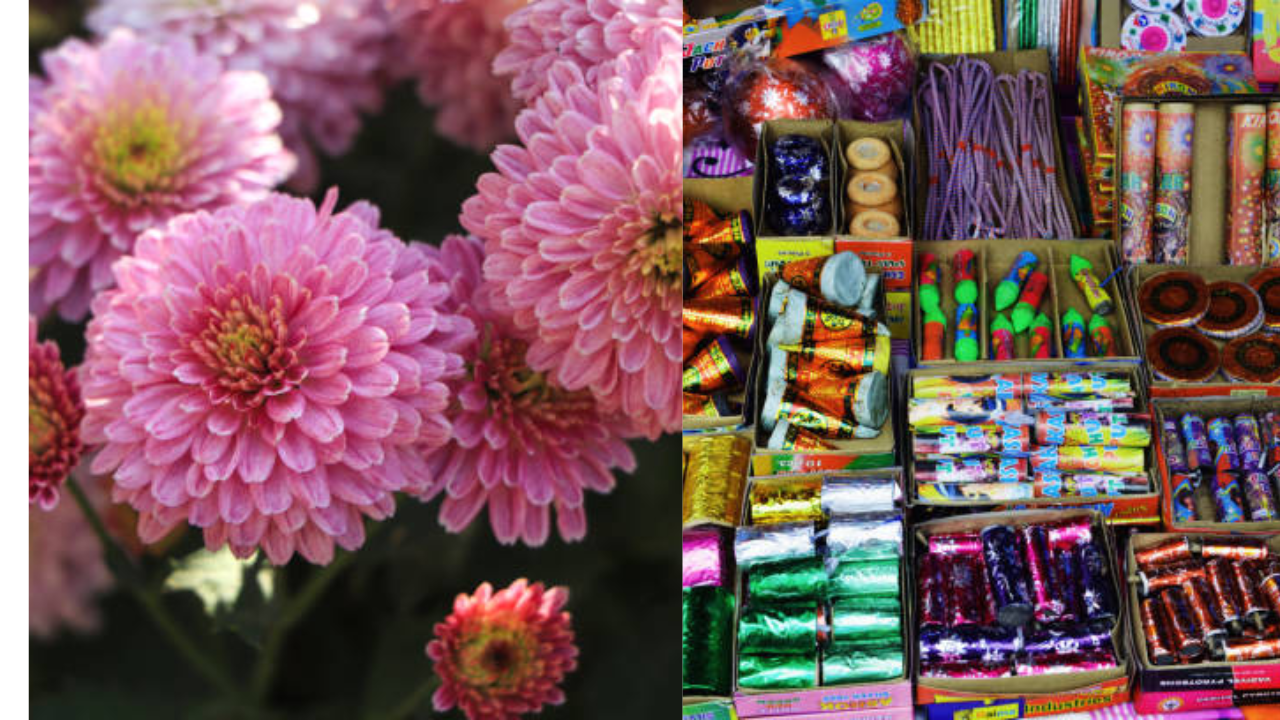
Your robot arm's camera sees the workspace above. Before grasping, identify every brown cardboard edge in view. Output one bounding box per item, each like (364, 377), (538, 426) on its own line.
(732, 469), (911, 695)
(911, 508), (1132, 698)
(1150, 396), (1280, 533)
(903, 362), (1160, 512)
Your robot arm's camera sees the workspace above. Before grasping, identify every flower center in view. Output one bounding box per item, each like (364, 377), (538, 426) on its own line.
(29, 395), (55, 457)
(193, 291), (304, 410)
(643, 213), (682, 285)
(456, 622), (537, 690)
(92, 101), (183, 195)
(478, 330), (597, 432)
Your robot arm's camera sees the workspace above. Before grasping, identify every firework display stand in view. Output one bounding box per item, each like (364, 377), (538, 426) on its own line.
(684, 0), (1280, 718)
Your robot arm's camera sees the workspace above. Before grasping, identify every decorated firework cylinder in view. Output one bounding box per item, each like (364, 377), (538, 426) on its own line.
(1152, 396), (1280, 534)
(1267, 103), (1280, 266)
(1153, 103), (1195, 265)
(907, 364), (1159, 525)
(1226, 105), (1266, 266)
(1120, 103), (1157, 264)
(912, 509), (1130, 711)
(1125, 532), (1280, 709)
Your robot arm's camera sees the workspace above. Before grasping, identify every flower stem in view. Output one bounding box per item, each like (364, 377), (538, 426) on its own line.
(249, 526), (375, 703)
(381, 676), (439, 720)
(65, 477), (240, 698)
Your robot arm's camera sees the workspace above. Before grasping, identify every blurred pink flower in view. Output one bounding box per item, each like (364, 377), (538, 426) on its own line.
(416, 236), (635, 546)
(383, 0), (525, 150)
(428, 579), (577, 720)
(461, 29), (681, 438)
(80, 190), (474, 565)
(30, 473), (111, 638)
(29, 30), (293, 322)
(87, 0), (390, 191)
(495, 0), (680, 103)
(30, 316), (84, 511)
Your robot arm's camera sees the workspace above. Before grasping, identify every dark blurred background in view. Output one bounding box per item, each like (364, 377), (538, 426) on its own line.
(29, 4), (680, 717)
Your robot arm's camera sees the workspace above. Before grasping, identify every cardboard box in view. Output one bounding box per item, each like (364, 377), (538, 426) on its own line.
(912, 50), (1081, 239)
(903, 363), (1163, 525)
(732, 471), (912, 717)
(1124, 533), (1280, 714)
(912, 240), (1140, 367)
(1151, 396), (1280, 533)
(911, 509), (1133, 716)
(769, 0), (927, 58)
(1100, 2), (1253, 54)
(1079, 49), (1260, 169)
(1112, 94), (1280, 268)
(754, 118), (914, 338)
(1124, 264), (1280, 398)
(748, 277), (897, 474)
(686, 177), (760, 430)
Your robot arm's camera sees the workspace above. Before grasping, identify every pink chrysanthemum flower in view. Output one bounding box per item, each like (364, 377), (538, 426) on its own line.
(495, 0), (680, 104)
(461, 29), (681, 438)
(29, 30), (294, 322)
(415, 235), (635, 546)
(30, 316), (84, 511)
(383, 0), (525, 150)
(86, 0), (390, 191)
(80, 189), (474, 565)
(428, 579), (577, 720)
(30, 474), (111, 638)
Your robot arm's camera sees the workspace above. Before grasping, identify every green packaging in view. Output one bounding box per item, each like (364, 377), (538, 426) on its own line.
(737, 653), (817, 689)
(822, 649), (903, 685)
(825, 558), (899, 598)
(682, 586), (735, 695)
(747, 557), (826, 602)
(737, 605), (817, 654)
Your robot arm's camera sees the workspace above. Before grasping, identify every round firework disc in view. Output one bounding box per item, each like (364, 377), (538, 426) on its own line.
(1130, 0), (1179, 12)
(1222, 333), (1280, 384)
(1198, 281), (1264, 339)
(1183, 0), (1245, 37)
(1148, 328), (1221, 383)
(1138, 271), (1210, 328)
(1248, 268), (1280, 332)
(1122, 11), (1189, 51)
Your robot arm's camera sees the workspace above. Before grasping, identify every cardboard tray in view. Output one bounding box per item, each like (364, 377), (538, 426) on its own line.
(1151, 396), (1280, 534)
(686, 177), (760, 430)
(731, 470), (913, 717)
(747, 276), (897, 475)
(912, 50), (1082, 240)
(911, 509), (1133, 716)
(1124, 263), (1280, 397)
(1124, 532), (1280, 709)
(752, 118), (915, 340)
(911, 239), (1140, 368)
(903, 362), (1163, 525)
(1112, 93), (1280, 269)
(1099, 1), (1253, 54)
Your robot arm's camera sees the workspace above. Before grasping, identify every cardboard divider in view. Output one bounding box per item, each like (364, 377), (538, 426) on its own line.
(684, 177), (760, 430)
(731, 470), (914, 717)
(1046, 243), (1138, 360)
(1113, 94), (1280, 267)
(1125, 263), (1280, 397)
(913, 50), (1082, 239)
(754, 119), (839, 238)
(1124, 533), (1280, 712)
(912, 241), (988, 365)
(911, 509), (1132, 713)
(747, 276), (896, 472)
(1151, 396), (1280, 534)
(903, 362), (1163, 525)
(914, 239), (1138, 367)
(833, 119), (912, 240)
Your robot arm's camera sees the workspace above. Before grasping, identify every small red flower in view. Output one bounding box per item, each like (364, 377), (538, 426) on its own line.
(29, 316), (84, 510)
(428, 579), (578, 720)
